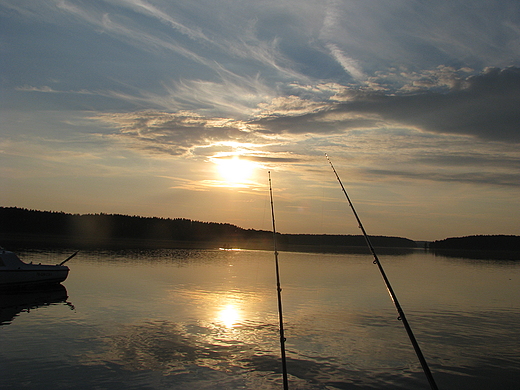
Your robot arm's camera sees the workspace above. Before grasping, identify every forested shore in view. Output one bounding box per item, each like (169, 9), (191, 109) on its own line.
(0, 207), (415, 251)
(430, 235), (520, 250)
(2, 207), (519, 254)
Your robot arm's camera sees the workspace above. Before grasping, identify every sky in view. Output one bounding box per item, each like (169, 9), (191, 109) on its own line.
(1, 0), (520, 241)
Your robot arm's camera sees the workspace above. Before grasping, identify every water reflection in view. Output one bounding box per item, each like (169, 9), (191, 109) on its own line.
(1, 249), (519, 390)
(80, 315), (438, 390)
(218, 304), (241, 328)
(83, 318), (290, 389)
(0, 284), (72, 325)
(431, 248), (520, 261)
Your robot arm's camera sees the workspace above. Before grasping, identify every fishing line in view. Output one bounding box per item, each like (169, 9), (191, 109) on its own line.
(325, 154), (439, 390)
(268, 171), (290, 390)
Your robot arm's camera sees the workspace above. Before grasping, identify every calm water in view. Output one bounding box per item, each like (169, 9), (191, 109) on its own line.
(1, 248), (519, 389)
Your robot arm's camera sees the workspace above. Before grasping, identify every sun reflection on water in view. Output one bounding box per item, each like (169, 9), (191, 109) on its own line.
(217, 304), (241, 328)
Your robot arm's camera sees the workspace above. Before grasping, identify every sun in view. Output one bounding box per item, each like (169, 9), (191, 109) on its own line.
(216, 156), (255, 184)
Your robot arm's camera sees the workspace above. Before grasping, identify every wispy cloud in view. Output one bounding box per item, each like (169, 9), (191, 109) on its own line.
(85, 65), (520, 150)
(118, 0), (210, 42)
(15, 85), (61, 93)
(15, 85), (94, 94)
(56, 0), (306, 83)
(97, 111), (264, 157)
(325, 43), (366, 82)
(336, 67), (520, 142)
(247, 67), (520, 143)
(365, 168), (520, 187)
(320, 1), (366, 81)
(92, 67), (520, 188)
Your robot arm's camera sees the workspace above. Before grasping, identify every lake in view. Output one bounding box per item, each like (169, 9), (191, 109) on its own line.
(1, 248), (519, 389)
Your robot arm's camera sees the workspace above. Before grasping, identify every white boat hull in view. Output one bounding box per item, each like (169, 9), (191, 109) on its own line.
(0, 268), (69, 287)
(0, 250), (70, 289)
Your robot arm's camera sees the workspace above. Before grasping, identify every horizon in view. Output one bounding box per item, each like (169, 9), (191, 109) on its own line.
(4, 206), (519, 243)
(2, 1), (520, 241)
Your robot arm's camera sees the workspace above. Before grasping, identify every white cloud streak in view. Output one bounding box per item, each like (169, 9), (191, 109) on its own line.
(117, 0), (210, 42)
(326, 43), (366, 81)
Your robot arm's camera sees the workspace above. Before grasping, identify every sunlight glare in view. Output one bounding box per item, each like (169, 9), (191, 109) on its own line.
(218, 304), (241, 328)
(216, 156), (255, 184)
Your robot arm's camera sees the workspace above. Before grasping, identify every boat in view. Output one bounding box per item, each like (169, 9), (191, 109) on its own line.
(0, 248), (75, 289)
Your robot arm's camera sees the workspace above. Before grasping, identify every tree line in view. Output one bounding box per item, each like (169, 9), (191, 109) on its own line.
(430, 235), (520, 252)
(0, 207), (416, 250)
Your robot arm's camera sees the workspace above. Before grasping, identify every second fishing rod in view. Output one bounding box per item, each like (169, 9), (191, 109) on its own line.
(269, 171), (290, 390)
(325, 154), (439, 390)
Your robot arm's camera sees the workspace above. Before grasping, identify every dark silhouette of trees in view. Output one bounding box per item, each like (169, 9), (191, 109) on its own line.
(430, 235), (520, 252)
(277, 233), (415, 248)
(0, 207), (415, 250)
(0, 207), (250, 248)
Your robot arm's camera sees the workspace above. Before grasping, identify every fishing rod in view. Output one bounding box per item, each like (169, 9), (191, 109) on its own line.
(268, 171), (290, 390)
(59, 251), (78, 266)
(325, 154), (439, 390)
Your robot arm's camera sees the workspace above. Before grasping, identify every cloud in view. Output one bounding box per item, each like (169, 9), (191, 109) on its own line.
(94, 110), (520, 192)
(97, 111), (268, 156)
(318, 0), (520, 72)
(15, 85), (59, 93)
(118, 0), (210, 42)
(320, 1), (366, 81)
(15, 85), (94, 94)
(251, 67), (520, 142)
(320, 128), (520, 188)
(365, 168), (520, 187)
(413, 153), (520, 170)
(6, 0), (520, 118)
(340, 67), (520, 142)
(325, 43), (366, 81)
(57, 0), (308, 83)
(95, 110), (309, 180)
(94, 67), (520, 185)
(97, 13), (213, 68)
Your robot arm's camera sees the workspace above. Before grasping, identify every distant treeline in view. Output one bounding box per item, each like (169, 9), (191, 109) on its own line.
(430, 235), (520, 252)
(0, 207), (416, 251)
